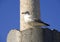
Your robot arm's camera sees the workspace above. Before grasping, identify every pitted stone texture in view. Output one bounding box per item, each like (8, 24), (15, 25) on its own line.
(7, 29), (21, 42)
(20, 0), (40, 31)
(21, 28), (43, 42)
(7, 28), (43, 42)
(32, 28), (43, 42)
(22, 29), (32, 42)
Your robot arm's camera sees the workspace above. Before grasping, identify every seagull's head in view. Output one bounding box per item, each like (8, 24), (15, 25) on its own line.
(22, 11), (30, 15)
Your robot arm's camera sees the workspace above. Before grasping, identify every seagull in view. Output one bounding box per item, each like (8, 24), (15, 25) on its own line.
(22, 11), (50, 26)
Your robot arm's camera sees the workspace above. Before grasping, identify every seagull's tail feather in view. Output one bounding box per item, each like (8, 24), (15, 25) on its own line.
(34, 19), (50, 26)
(39, 21), (50, 26)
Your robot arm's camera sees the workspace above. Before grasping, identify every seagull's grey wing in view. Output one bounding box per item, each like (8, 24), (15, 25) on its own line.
(34, 19), (50, 26)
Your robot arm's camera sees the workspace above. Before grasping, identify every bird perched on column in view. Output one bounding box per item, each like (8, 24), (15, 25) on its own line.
(22, 11), (50, 26)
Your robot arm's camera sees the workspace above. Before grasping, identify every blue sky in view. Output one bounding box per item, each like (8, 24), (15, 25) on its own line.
(0, 0), (60, 42)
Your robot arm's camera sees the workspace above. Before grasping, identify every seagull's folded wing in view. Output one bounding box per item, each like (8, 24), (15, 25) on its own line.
(28, 20), (50, 26)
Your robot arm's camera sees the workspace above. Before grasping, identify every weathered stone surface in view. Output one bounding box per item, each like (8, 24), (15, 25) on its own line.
(32, 28), (43, 42)
(22, 28), (32, 42)
(7, 29), (21, 42)
(7, 28), (60, 42)
(43, 28), (53, 42)
(7, 28), (43, 42)
(21, 28), (43, 42)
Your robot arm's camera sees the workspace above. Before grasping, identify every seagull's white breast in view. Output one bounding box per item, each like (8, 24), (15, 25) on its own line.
(24, 14), (34, 23)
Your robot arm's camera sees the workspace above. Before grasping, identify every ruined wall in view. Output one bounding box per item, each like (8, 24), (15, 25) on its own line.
(7, 28), (43, 42)
(7, 28), (60, 42)
(43, 28), (60, 42)
(43, 28), (53, 42)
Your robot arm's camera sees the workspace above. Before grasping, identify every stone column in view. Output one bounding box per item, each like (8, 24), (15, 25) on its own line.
(20, 0), (40, 31)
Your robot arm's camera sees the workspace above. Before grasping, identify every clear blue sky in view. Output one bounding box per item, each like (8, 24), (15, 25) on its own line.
(0, 0), (60, 42)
